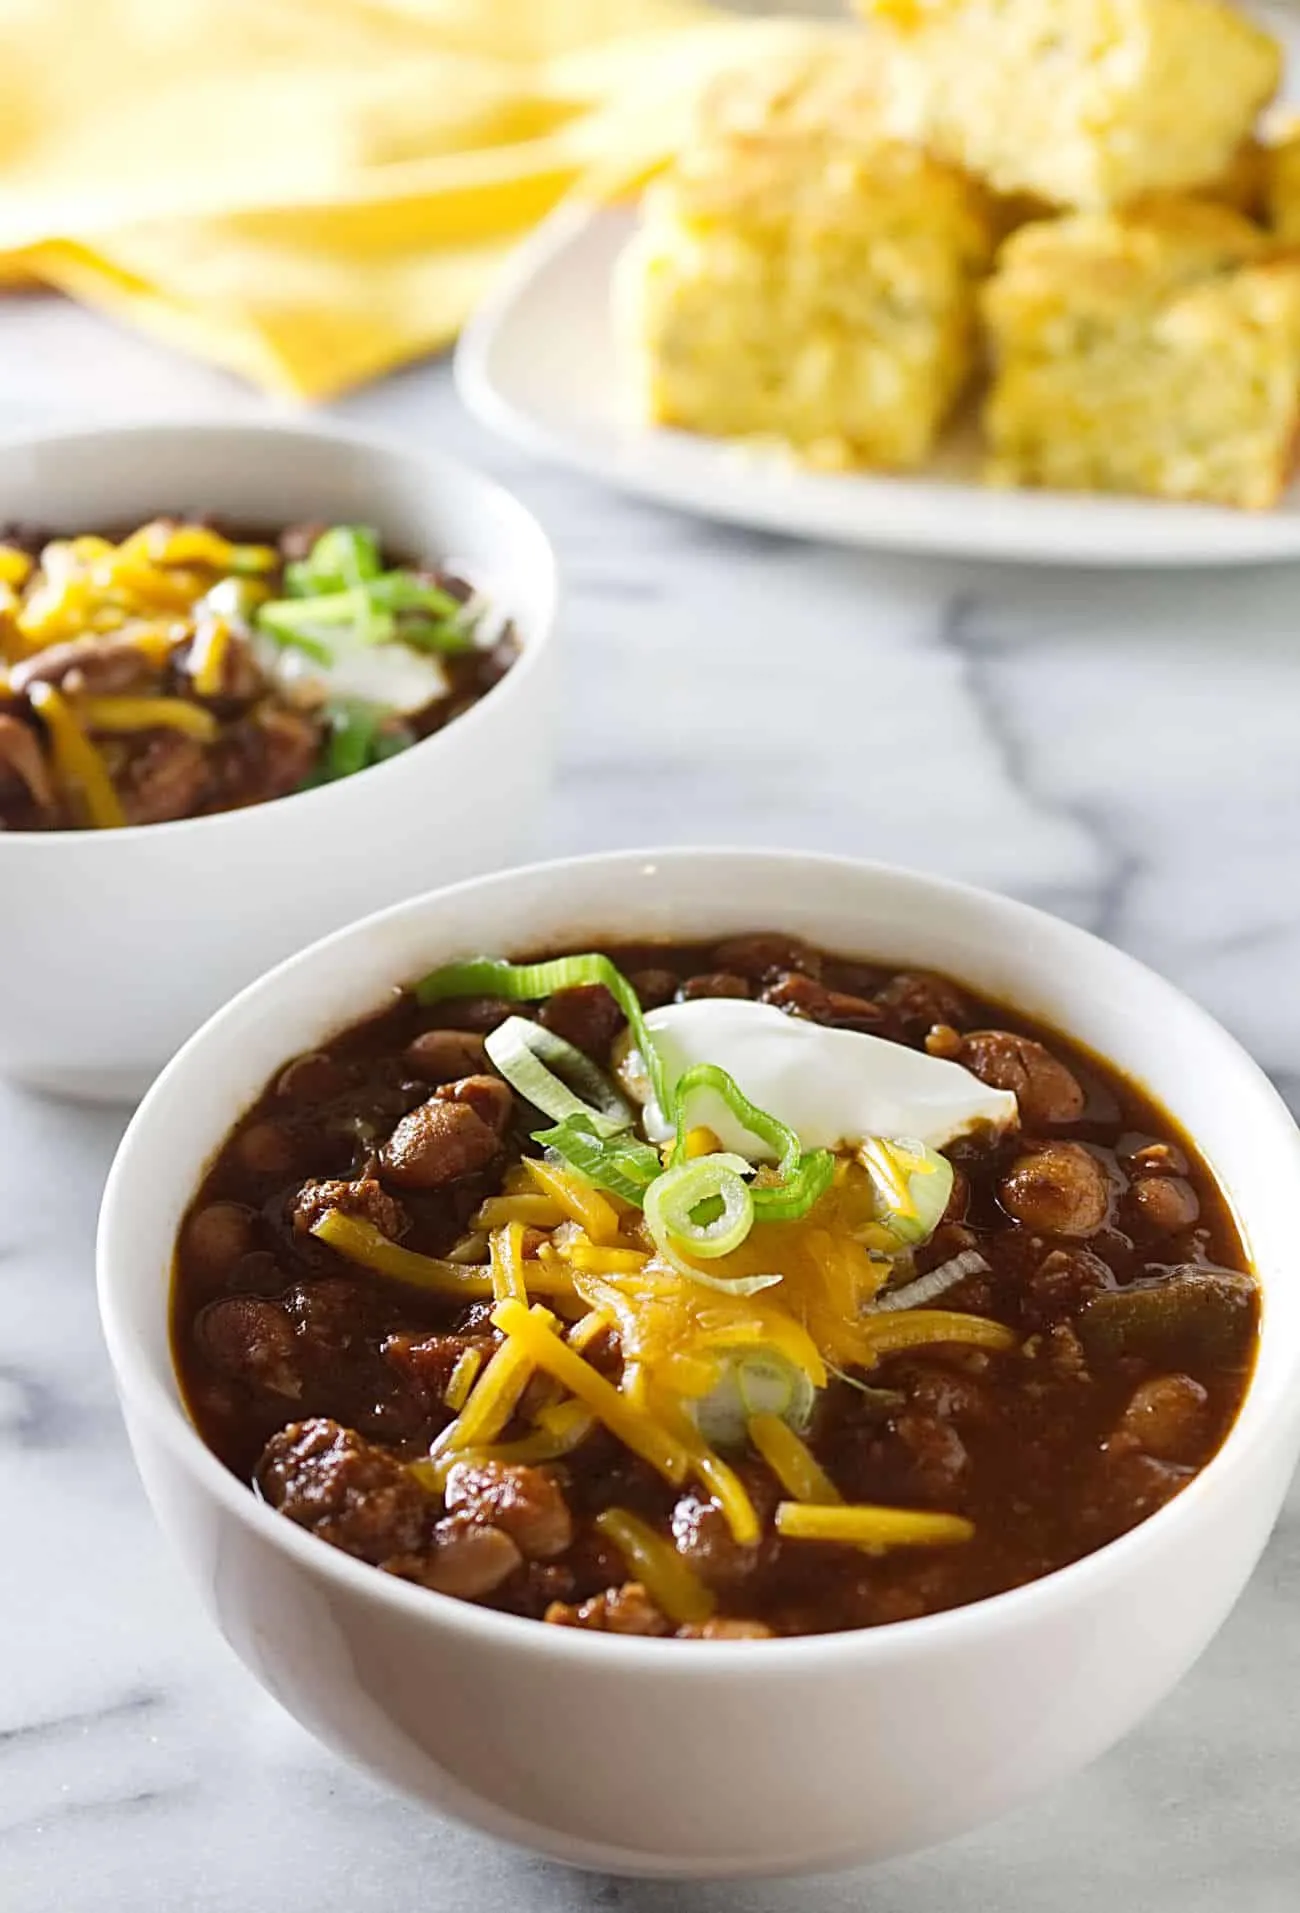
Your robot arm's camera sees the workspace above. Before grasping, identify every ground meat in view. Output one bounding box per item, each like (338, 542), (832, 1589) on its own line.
(435, 1074), (514, 1135)
(383, 1331), (491, 1405)
(959, 1031), (1085, 1127)
(676, 1618), (774, 1639)
(258, 1419), (430, 1563)
(443, 1460), (574, 1560)
(544, 1582), (671, 1635)
(679, 970), (751, 1001)
(1109, 1373), (1210, 1464)
(924, 1022), (964, 1060)
(403, 1029), (489, 1084)
(118, 734), (210, 826)
(195, 1296), (301, 1398)
(890, 1412), (970, 1504)
(292, 1174), (407, 1239)
(9, 633), (165, 697)
(283, 1277), (370, 1356)
(1126, 1175), (1200, 1236)
(0, 713), (54, 811)
(1085, 1450), (1193, 1541)
(761, 972), (884, 1031)
(901, 1363), (993, 1426)
(1040, 1322), (1092, 1385)
(1020, 1247), (1117, 1328)
(181, 1202), (256, 1282)
(710, 934), (822, 981)
(670, 1493), (764, 1589)
(999, 1142), (1112, 1237)
(380, 1097), (501, 1190)
(225, 708), (319, 808)
(875, 971), (970, 1038)
(538, 984), (624, 1059)
(418, 1514), (522, 1597)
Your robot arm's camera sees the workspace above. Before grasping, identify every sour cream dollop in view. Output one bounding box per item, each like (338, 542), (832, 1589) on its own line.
(627, 998), (1018, 1156)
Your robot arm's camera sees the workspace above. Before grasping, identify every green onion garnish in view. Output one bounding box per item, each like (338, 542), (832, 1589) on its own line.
(857, 1137), (954, 1247)
(484, 1015), (634, 1136)
(694, 1349), (816, 1449)
(668, 1062), (834, 1223)
(532, 1114), (662, 1206)
(297, 525), (384, 592)
(644, 1156), (778, 1295)
(416, 954), (668, 1111)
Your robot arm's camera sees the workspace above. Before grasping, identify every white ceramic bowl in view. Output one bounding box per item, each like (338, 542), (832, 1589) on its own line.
(97, 849), (1300, 1878)
(0, 420), (557, 1101)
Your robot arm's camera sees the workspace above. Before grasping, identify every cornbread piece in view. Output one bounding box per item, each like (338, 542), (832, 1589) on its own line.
(617, 127), (992, 470)
(1264, 121), (1300, 241)
(692, 37), (886, 148)
(860, 0), (1280, 209)
(982, 200), (1300, 508)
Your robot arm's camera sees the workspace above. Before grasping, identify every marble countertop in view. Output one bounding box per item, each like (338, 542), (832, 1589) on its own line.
(4, 287), (1300, 1912)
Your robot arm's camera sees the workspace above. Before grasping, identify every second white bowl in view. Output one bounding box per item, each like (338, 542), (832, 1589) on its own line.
(0, 420), (558, 1101)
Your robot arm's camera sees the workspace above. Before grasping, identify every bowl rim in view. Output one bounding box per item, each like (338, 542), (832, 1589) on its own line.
(97, 845), (1300, 1672)
(0, 415), (558, 848)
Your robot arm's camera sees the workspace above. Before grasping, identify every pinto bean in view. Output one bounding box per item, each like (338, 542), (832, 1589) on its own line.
(435, 1074), (514, 1135)
(9, 633), (165, 697)
(762, 972), (884, 1031)
(999, 1142), (1111, 1237)
(629, 967), (677, 1009)
(420, 1515), (523, 1597)
(403, 1028), (489, 1084)
(444, 1460), (574, 1560)
(1111, 1374), (1210, 1464)
(196, 1297), (300, 1398)
(710, 934), (822, 981)
(1126, 1175), (1200, 1235)
(671, 1492), (764, 1588)
(275, 1051), (345, 1106)
(539, 984), (624, 1059)
(380, 1096), (501, 1189)
(679, 971), (751, 1001)
(182, 1202), (255, 1281)
(960, 1031), (1085, 1127)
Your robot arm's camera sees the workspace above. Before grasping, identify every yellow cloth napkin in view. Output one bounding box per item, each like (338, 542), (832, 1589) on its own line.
(0, 0), (806, 399)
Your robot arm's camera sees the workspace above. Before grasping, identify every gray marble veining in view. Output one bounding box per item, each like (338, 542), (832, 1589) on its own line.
(3, 283), (1299, 1911)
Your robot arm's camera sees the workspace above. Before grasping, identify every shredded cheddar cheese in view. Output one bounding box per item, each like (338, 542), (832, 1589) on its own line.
(27, 681), (125, 828)
(775, 1501), (975, 1551)
(747, 1412), (840, 1505)
(488, 1221), (528, 1305)
(856, 1309), (1017, 1355)
(444, 1346), (484, 1412)
(596, 1508), (715, 1625)
(523, 1158), (623, 1244)
(79, 695), (219, 741)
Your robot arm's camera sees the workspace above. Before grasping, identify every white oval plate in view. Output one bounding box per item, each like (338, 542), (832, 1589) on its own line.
(456, 199), (1300, 568)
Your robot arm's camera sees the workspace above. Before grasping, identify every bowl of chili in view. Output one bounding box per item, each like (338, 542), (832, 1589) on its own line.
(0, 420), (557, 1100)
(97, 848), (1300, 1875)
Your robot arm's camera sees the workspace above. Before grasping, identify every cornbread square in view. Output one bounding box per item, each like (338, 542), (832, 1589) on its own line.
(616, 98), (992, 470)
(982, 200), (1300, 508)
(1264, 122), (1300, 240)
(860, 0), (1280, 209)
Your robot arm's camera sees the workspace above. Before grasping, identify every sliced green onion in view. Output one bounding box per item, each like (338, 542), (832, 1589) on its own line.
(694, 1348), (816, 1450)
(643, 1156), (778, 1295)
(368, 573), (464, 618)
(416, 954), (667, 1110)
(324, 700), (381, 781)
(299, 525), (384, 592)
(399, 612), (475, 657)
(532, 1114), (662, 1206)
(858, 1137), (954, 1247)
(254, 606), (334, 664)
(668, 1061), (834, 1223)
(645, 1154), (755, 1261)
(484, 1015), (634, 1136)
